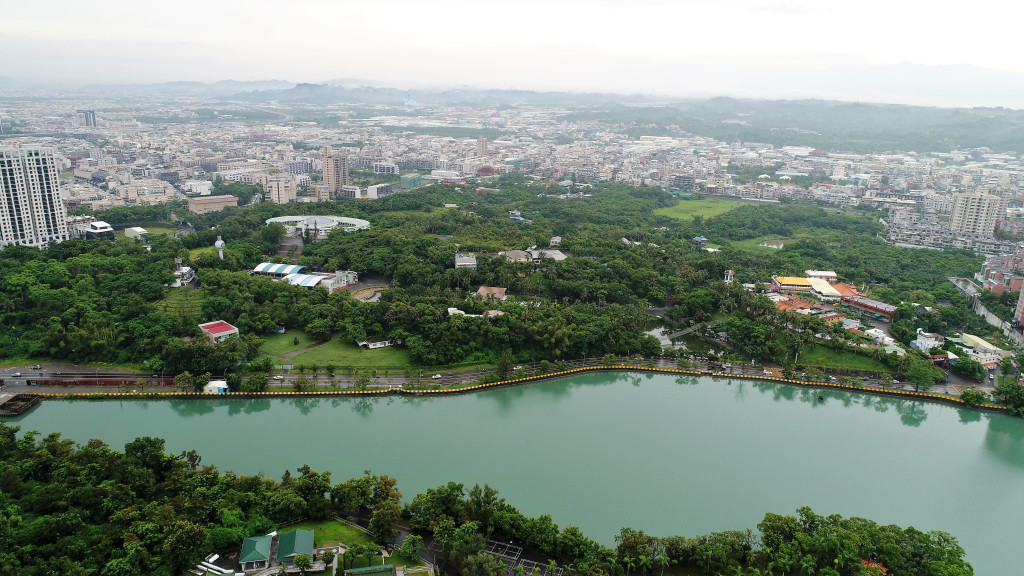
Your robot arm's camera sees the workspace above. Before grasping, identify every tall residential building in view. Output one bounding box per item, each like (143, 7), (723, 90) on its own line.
(76, 110), (97, 127)
(477, 136), (488, 157)
(949, 192), (1007, 237)
(265, 176), (297, 204)
(322, 146), (349, 194)
(0, 147), (69, 248)
(1016, 286), (1024, 326)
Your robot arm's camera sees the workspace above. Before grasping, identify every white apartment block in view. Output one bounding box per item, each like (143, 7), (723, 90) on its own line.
(0, 147), (69, 248)
(950, 192), (1007, 237)
(373, 162), (399, 175)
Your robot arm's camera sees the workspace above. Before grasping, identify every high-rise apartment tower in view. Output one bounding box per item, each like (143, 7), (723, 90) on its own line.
(0, 147), (69, 248)
(76, 110), (97, 127)
(322, 146), (349, 194)
(949, 192), (1007, 237)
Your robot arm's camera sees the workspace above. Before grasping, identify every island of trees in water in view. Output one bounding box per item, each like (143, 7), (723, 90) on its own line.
(0, 423), (972, 576)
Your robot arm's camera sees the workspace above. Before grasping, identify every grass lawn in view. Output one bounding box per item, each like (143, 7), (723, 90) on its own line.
(290, 339), (412, 369)
(142, 226), (177, 235)
(155, 287), (206, 316)
(798, 345), (890, 373)
(189, 246), (217, 259)
(726, 234), (810, 254)
(281, 520), (421, 567)
(261, 330), (316, 356)
(282, 520), (372, 548)
(260, 331), (413, 369)
(655, 197), (751, 221)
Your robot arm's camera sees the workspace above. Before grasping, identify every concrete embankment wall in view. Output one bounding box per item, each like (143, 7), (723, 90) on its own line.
(22, 365), (1008, 415)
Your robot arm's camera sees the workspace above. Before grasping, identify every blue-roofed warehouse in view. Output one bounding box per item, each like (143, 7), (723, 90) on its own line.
(252, 262), (309, 279)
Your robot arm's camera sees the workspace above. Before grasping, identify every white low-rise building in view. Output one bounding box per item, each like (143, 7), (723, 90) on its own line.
(282, 271), (358, 292)
(203, 380), (230, 394)
(910, 328), (944, 351)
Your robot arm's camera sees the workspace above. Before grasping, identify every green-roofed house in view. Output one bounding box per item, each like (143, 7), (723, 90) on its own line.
(277, 529), (315, 566)
(240, 534), (273, 571)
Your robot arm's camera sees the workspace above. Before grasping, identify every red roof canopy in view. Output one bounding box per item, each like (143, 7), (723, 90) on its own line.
(199, 321), (238, 335)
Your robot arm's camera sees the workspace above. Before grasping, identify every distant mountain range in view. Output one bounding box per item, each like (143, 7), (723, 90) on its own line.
(79, 79), (296, 98)
(3, 62), (1024, 108)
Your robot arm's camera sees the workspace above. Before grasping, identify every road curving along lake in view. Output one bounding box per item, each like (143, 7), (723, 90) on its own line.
(12, 371), (1024, 574)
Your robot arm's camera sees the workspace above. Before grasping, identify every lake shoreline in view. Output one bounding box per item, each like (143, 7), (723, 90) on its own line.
(12, 364), (1007, 415)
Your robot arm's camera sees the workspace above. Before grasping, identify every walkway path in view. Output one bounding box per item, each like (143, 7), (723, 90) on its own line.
(280, 341), (328, 360)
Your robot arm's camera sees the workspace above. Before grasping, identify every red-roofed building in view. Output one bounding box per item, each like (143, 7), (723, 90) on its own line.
(476, 286), (508, 302)
(198, 320), (239, 343)
(859, 560), (889, 574)
(832, 283), (862, 298)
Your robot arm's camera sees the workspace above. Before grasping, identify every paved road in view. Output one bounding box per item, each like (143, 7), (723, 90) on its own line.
(2, 357), (997, 397)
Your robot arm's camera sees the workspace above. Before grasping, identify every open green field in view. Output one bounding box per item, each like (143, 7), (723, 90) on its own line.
(281, 520), (371, 548)
(142, 226), (177, 235)
(261, 331), (413, 368)
(261, 331), (315, 356)
(726, 234), (809, 254)
(798, 345), (890, 373)
(290, 339), (412, 369)
(655, 197), (751, 221)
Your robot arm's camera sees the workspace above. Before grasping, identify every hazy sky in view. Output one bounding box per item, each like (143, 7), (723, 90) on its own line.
(6, 0), (1024, 105)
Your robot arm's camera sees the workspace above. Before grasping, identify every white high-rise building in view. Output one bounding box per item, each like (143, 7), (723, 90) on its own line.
(0, 147), (69, 248)
(950, 192), (1007, 237)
